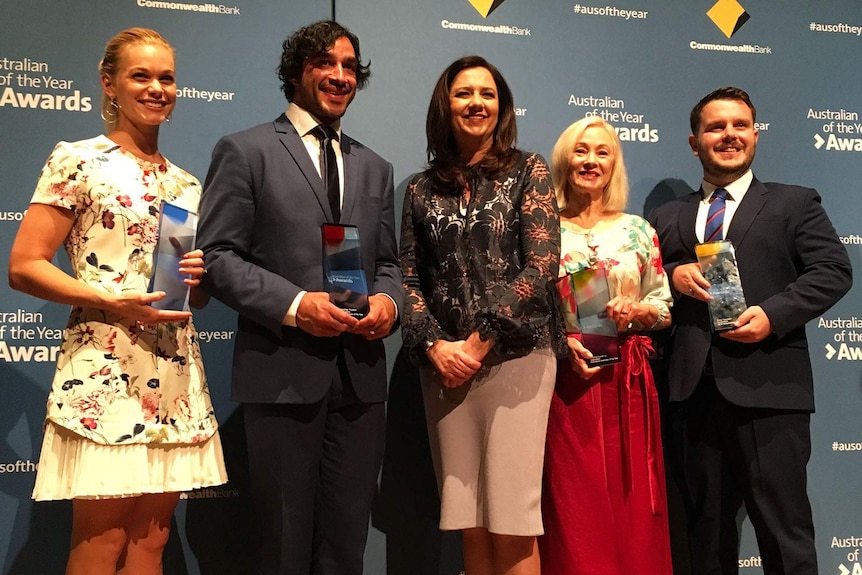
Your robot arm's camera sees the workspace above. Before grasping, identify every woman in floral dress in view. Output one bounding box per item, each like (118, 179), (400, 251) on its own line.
(8, 28), (225, 575)
(400, 55), (560, 575)
(538, 116), (673, 575)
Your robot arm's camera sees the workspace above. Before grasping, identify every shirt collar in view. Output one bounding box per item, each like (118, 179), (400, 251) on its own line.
(286, 102), (342, 139)
(701, 169), (753, 203)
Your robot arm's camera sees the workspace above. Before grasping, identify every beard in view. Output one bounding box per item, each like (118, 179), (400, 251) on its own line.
(697, 143), (756, 184)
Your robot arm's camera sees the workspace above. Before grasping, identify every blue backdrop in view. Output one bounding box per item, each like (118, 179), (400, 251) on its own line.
(2, 1), (860, 573)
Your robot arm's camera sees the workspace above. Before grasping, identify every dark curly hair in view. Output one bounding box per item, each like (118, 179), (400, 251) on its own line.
(425, 55), (520, 194)
(277, 20), (371, 102)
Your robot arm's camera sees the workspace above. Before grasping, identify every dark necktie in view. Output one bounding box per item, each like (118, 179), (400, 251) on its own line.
(704, 188), (729, 242)
(311, 124), (340, 222)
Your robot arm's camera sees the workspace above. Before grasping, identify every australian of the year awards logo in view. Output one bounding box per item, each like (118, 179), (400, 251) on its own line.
(0, 56), (93, 112)
(468, 0), (507, 18)
(707, 0), (750, 38)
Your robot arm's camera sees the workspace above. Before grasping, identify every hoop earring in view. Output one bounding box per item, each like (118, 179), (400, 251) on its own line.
(164, 113), (172, 125)
(100, 98), (119, 123)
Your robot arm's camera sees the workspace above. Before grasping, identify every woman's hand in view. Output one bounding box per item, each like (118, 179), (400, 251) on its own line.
(606, 295), (660, 332)
(179, 249), (206, 287)
(463, 331), (493, 363)
(109, 291), (192, 324)
(427, 339), (483, 388)
(606, 294), (637, 331)
(108, 248), (207, 320)
(567, 336), (602, 380)
(180, 248), (211, 309)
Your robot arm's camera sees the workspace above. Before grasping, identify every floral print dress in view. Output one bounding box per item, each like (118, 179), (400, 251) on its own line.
(539, 213), (674, 574)
(558, 214), (671, 326)
(31, 136), (218, 447)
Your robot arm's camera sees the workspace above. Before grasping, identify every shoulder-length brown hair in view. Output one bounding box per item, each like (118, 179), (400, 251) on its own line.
(425, 55), (520, 192)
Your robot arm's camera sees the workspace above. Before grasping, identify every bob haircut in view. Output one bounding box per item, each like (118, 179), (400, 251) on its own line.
(551, 116), (628, 212)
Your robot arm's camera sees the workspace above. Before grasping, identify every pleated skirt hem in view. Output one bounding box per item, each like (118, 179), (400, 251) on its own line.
(32, 421), (228, 501)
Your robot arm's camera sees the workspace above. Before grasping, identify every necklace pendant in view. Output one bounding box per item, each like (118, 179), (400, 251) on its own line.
(585, 231), (599, 266)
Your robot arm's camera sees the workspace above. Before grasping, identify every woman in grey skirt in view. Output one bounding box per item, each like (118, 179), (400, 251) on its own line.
(399, 55), (560, 575)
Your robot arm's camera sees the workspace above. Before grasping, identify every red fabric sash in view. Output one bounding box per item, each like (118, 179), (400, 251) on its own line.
(619, 334), (665, 515)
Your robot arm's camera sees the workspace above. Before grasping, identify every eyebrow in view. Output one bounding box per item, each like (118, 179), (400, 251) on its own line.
(128, 66), (174, 73)
(451, 84), (496, 91)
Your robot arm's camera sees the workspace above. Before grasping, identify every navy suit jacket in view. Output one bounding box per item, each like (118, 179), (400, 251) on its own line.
(197, 114), (401, 405)
(648, 177), (851, 411)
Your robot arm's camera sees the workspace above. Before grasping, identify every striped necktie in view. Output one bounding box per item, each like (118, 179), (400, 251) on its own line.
(704, 188), (729, 242)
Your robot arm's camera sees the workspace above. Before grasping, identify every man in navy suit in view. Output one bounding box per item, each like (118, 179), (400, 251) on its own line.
(648, 87), (851, 574)
(196, 20), (401, 575)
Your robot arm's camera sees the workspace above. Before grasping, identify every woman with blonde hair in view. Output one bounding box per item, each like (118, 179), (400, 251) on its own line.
(539, 116), (673, 575)
(8, 28), (226, 574)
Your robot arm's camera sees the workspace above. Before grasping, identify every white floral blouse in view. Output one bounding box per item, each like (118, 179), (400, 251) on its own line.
(30, 136), (218, 445)
(560, 213), (672, 333)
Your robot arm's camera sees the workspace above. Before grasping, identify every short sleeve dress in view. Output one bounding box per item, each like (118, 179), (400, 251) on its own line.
(29, 136), (227, 500)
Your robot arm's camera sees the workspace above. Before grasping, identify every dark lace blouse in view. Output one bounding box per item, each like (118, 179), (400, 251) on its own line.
(399, 151), (561, 365)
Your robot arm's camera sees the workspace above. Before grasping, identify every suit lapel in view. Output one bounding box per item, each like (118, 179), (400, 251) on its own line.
(726, 178), (767, 247)
(679, 192), (701, 255)
(274, 114), (336, 221)
(339, 135), (358, 223)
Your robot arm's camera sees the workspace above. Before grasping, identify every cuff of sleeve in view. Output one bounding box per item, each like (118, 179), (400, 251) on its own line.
(283, 291), (307, 327)
(377, 292), (399, 321)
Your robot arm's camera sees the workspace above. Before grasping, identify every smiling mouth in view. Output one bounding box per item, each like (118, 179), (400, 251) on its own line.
(323, 92), (352, 104)
(322, 83), (352, 96)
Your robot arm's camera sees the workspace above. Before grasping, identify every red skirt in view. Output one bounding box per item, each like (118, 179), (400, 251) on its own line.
(539, 335), (672, 575)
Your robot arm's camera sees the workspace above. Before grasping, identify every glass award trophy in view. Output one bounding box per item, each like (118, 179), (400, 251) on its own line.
(322, 223), (370, 318)
(557, 267), (620, 367)
(695, 240), (747, 331)
(148, 201), (197, 311)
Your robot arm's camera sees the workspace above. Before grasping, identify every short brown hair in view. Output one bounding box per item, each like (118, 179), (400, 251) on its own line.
(690, 86), (756, 134)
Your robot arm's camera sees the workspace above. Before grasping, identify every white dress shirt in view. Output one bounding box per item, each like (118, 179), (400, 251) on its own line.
(695, 169), (753, 243)
(282, 103), (397, 327)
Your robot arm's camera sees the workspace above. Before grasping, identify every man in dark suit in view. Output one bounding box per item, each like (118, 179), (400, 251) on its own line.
(648, 86), (851, 574)
(196, 20), (401, 575)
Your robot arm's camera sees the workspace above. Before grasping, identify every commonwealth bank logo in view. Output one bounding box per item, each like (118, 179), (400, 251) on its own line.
(468, 0), (506, 18)
(707, 0), (750, 38)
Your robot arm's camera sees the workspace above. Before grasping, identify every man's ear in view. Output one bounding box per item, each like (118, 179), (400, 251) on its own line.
(688, 134), (698, 156)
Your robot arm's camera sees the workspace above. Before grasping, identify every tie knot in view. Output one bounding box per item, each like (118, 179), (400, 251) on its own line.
(311, 124), (338, 143)
(711, 188), (729, 203)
